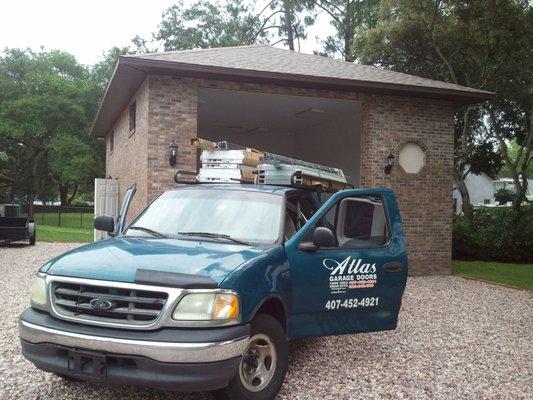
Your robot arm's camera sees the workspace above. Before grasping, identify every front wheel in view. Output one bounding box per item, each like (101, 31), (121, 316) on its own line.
(213, 314), (288, 400)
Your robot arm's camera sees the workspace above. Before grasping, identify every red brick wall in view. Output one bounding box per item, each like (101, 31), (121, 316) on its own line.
(106, 75), (454, 275)
(146, 75), (199, 201)
(105, 79), (149, 223)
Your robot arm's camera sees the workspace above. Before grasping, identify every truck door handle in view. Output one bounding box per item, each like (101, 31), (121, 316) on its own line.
(383, 262), (403, 273)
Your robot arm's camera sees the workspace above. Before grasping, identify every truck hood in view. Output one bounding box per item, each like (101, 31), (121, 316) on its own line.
(40, 237), (271, 285)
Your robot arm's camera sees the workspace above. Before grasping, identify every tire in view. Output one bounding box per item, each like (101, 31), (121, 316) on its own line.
(53, 373), (80, 382)
(29, 231), (36, 246)
(213, 314), (288, 400)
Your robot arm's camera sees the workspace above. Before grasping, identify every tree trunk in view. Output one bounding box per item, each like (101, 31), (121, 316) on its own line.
(454, 167), (473, 223)
(67, 184), (79, 204)
(343, 2), (355, 62)
(27, 198), (34, 219)
(59, 184), (69, 206)
(488, 107), (532, 214)
(513, 177), (528, 213)
(344, 31), (353, 61)
(513, 104), (532, 212)
(283, 0), (295, 50)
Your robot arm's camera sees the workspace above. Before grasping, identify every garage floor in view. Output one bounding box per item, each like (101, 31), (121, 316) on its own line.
(1, 243), (531, 400)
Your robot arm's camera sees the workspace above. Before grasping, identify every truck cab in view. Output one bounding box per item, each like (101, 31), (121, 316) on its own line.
(20, 184), (408, 400)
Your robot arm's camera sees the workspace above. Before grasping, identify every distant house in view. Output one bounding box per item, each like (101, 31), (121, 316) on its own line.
(492, 178), (533, 202)
(453, 171), (494, 214)
(454, 174), (533, 213)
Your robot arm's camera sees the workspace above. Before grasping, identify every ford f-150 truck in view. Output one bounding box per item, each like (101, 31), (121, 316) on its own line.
(20, 183), (408, 400)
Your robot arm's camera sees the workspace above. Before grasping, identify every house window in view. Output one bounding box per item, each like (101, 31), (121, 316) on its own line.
(398, 142), (425, 174)
(129, 102), (136, 135)
(109, 131), (114, 153)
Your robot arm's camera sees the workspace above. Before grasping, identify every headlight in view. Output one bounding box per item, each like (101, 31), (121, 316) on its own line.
(172, 292), (239, 322)
(30, 274), (47, 309)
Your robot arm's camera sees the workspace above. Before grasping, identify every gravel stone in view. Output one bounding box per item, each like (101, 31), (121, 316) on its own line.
(1, 242), (531, 399)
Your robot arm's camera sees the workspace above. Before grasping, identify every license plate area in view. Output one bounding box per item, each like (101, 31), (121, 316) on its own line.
(68, 350), (107, 378)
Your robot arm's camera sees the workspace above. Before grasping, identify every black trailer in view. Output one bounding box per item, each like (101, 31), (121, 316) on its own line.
(0, 217), (36, 245)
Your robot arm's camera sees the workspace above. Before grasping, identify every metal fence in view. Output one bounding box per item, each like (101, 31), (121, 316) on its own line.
(27, 206), (94, 229)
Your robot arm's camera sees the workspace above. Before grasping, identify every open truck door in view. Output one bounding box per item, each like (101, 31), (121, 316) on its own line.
(116, 184), (136, 234)
(285, 188), (408, 339)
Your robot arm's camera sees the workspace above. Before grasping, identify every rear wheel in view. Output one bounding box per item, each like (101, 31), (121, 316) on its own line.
(213, 314), (288, 400)
(29, 231), (36, 246)
(53, 373), (80, 382)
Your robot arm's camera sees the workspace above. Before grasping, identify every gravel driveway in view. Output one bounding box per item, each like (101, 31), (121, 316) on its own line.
(1, 243), (531, 400)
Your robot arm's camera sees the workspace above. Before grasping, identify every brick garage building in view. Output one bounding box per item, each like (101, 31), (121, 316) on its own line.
(90, 45), (492, 275)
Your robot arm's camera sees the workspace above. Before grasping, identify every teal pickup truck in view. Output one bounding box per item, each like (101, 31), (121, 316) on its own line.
(20, 184), (408, 400)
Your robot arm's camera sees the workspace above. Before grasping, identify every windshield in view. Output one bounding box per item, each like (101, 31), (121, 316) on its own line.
(125, 189), (283, 245)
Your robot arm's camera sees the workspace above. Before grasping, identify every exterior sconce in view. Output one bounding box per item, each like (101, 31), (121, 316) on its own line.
(384, 153), (395, 174)
(169, 140), (178, 167)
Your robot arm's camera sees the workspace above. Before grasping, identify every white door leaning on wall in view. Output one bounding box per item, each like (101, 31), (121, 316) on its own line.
(94, 178), (119, 242)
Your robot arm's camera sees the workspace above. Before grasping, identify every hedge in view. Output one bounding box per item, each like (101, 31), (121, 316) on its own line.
(453, 205), (533, 263)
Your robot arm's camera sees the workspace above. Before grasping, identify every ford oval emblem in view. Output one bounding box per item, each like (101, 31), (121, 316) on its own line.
(89, 298), (115, 311)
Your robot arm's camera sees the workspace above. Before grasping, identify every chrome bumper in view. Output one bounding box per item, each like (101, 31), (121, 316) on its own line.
(20, 320), (248, 363)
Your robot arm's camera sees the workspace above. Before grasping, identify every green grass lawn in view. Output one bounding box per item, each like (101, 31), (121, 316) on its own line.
(25, 212), (94, 229)
(38, 225), (93, 243)
(452, 260), (533, 290)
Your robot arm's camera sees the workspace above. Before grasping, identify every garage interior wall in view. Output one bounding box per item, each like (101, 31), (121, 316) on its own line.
(197, 89), (362, 186)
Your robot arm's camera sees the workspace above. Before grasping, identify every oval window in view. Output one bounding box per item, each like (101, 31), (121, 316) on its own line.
(398, 143), (425, 174)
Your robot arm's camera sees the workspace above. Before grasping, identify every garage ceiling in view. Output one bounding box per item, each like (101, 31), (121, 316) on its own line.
(198, 89), (360, 137)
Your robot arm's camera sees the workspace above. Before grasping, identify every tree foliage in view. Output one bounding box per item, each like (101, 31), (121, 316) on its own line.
(0, 49), (104, 210)
(155, 0), (268, 50)
(353, 0), (532, 218)
(308, 0), (379, 61)
(154, 0), (314, 52)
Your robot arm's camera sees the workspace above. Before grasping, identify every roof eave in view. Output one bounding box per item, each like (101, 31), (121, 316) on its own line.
(122, 56), (494, 101)
(89, 59), (147, 137)
(90, 55), (494, 137)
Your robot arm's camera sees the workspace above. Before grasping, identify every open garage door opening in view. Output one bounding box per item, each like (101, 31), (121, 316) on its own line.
(197, 89), (362, 186)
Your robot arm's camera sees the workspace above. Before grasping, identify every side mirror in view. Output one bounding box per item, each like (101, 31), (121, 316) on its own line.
(94, 215), (115, 233)
(298, 227), (335, 251)
(313, 227), (335, 247)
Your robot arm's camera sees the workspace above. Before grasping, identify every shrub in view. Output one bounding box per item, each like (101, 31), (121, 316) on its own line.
(453, 206), (533, 263)
(494, 188), (516, 205)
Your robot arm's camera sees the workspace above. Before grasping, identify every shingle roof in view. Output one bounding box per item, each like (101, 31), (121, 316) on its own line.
(125, 44), (491, 97)
(90, 45), (493, 137)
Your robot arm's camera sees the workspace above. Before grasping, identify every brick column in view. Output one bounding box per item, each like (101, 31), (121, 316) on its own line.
(147, 75), (199, 202)
(360, 96), (454, 275)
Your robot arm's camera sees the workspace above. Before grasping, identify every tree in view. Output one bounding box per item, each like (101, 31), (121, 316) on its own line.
(308, 0), (379, 61)
(485, 103), (532, 211)
(89, 46), (132, 92)
(0, 49), (101, 213)
(498, 140), (533, 180)
(353, 0), (532, 220)
(252, 0), (315, 50)
(155, 0), (314, 52)
(155, 0), (266, 50)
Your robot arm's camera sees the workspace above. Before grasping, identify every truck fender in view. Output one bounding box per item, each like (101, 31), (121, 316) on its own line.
(249, 293), (288, 334)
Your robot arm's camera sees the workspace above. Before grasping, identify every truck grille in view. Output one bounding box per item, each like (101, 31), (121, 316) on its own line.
(51, 281), (168, 326)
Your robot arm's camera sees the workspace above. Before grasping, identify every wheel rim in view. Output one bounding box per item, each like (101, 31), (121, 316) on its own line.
(239, 333), (277, 392)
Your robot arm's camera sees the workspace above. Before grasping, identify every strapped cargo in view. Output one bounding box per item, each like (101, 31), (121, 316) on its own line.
(180, 137), (350, 191)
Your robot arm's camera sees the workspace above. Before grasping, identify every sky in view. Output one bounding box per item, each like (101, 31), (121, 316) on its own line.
(0, 0), (335, 66)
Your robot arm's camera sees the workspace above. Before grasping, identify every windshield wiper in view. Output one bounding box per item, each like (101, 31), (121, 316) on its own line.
(128, 226), (168, 238)
(178, 232), (251, 245)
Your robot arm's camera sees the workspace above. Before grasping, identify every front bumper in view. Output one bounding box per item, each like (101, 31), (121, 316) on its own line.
(20, 308), (250, 391)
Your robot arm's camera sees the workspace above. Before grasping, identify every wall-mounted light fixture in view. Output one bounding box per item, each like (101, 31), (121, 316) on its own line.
(169, 140), (178, 167)
(384, 153), (395, 174)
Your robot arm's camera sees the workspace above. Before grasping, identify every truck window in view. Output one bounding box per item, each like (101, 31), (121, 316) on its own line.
(125, 189), (284, 245)
(305, 195), (388, 248)
(285, 193), (318, 241)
